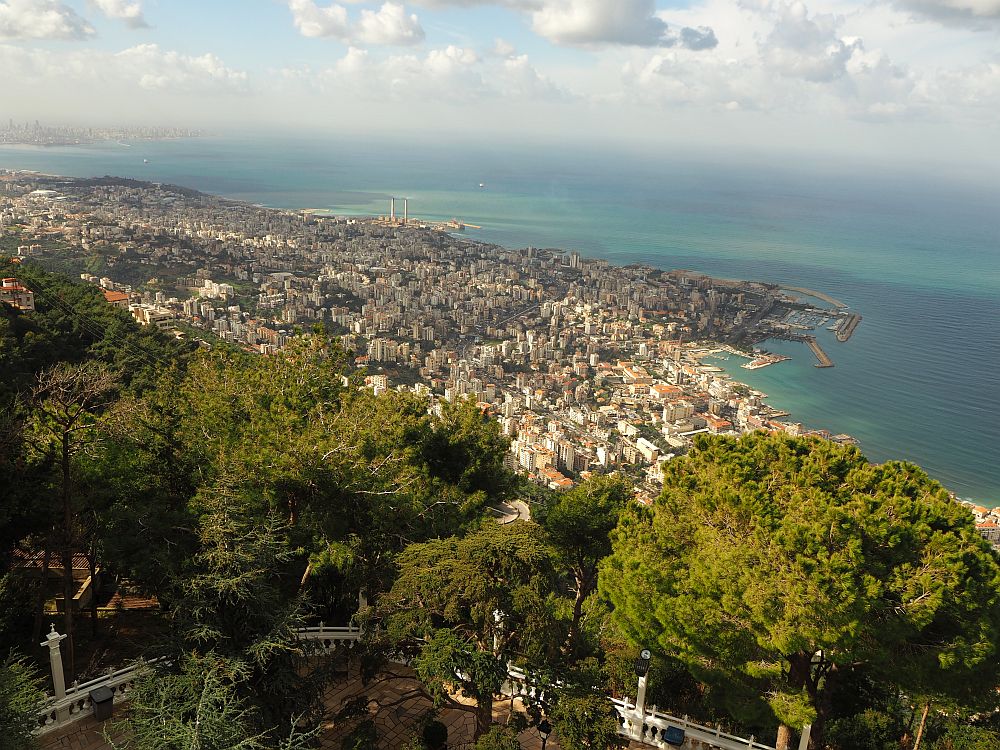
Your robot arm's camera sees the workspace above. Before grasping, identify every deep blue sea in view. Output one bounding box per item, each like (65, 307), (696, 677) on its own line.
(2, 134), (998, 503)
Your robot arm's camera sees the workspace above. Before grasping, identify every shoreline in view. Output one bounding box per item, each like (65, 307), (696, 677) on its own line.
(3, 167), (993, 504)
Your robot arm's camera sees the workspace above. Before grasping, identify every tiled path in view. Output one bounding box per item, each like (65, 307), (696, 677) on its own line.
(40, 661), (652, 750)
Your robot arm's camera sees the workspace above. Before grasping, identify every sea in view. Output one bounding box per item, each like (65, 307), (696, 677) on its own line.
(2, 133), (998, 503)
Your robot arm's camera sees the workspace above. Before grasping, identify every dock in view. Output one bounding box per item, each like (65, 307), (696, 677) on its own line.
(781, 285), (849, 309)
(836, 312), (862, 342)
(804, 335), (834, 367)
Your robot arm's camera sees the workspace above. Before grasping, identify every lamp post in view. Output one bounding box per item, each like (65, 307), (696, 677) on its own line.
(631, 648), (652, 740)
(538, 718), (552, 750)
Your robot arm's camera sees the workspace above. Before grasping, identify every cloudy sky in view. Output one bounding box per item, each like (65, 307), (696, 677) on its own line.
(2, 0), (999, 162)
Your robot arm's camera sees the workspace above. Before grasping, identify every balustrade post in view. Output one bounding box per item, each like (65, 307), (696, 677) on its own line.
(40, 625), (68, 723)
(797, 724), (812, 750)
(631, 672), (649, 740)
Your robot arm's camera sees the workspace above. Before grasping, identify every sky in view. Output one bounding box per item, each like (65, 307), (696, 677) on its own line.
(1, 0), (999, 165)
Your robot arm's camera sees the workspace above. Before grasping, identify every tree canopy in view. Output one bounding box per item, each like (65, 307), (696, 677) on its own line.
(601, 432), (1000, 749)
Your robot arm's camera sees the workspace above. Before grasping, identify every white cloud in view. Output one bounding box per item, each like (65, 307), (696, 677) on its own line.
(288, 0), (349, 38)
(613, 0), (947, 122)
(116, 45), (249, 92)
(287, 0), (424, 45)
(0, 42), (248, 96)
(762, 1), (861, 82)
(91, 0), (148, 28)
(356, 3), (425, 45)
(493, 37), (517, 58)
(891, 0), (1000, 23)
(502, 53), (570, 98)
(530, 0), (671, 46)
(282, 43), (571, 103)
(528, 0), (718, 49)
(0, 0), (94, 40)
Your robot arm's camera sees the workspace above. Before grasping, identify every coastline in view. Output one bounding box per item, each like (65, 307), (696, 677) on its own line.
(1, 150), (996, 503)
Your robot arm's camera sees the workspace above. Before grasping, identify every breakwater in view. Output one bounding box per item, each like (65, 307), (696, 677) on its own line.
(837, 313), (862, 342)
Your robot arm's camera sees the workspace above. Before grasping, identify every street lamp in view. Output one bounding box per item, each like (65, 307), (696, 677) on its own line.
(538, 718), (552, 750)
(631, 648), (652, 740)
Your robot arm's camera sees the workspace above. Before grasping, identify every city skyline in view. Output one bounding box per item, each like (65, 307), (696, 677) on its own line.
(1, 0), (999, 165)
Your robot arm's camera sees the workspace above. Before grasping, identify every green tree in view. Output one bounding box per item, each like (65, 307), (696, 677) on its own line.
(0, 652), (45, 750)
(539, 474), (633, 653)
(423, 397), (516, 503)
(27, 362), (117, 680)
(473, 726), (522, 750)
(374, 521), (563, 738)
(928, 724), (1000, 750)
(826, 709), (905, 750)
(160, 497), (323, 738)
(110, 654), (315, 750)
(600, 433), (1000, 750)
(550, 689), (623, 750)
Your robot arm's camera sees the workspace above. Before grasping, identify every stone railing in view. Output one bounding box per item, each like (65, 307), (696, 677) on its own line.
(613, 697), (774, 750)
(35, 625), (360, 735)
(35, 659), (165, 734)
(297, 623), (363, 653)
(36, 624), (775, 750)
(503, 664), (774, 750)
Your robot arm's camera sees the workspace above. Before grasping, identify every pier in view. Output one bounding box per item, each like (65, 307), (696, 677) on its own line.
(781, 285), (849, 309)
(804, 335), (834, 367)
(836, 312), (862, 342)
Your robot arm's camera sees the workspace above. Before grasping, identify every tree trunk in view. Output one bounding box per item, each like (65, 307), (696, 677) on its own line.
(474, 694), (494, 740)
(88, 548), (99, 637)
(61, 431), (75, 683)
(567, 570), (594, 653)
(776, 724), (795, 750)
(913, 701), (931, 750)
(31, 545), (52, 642)
(776, 651), (811, 750)
(807, 663), (837, 750)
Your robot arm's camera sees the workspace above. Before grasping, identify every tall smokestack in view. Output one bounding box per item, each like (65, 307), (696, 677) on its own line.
(390, 197), (395, 221)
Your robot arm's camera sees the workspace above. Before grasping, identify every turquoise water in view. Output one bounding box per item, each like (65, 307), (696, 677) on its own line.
(2, 135), (998, 502)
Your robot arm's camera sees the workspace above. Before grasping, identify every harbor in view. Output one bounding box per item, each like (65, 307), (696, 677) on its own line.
(742, 353), (791, 370)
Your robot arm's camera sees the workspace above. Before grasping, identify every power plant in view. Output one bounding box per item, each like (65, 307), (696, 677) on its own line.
(380, 197), (480, 232)
(388, 197), (409, 225)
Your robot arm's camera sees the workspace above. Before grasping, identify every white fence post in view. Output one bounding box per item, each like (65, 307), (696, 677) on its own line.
(40, 625), (69, 723)
(798, 724), (812, 750)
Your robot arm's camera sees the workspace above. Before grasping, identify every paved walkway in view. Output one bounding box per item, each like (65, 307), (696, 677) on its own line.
(39, 661), (653, 750)
(39, 715), (123, 750)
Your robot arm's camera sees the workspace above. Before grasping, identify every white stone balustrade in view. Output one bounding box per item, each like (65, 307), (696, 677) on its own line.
(35, 624), (775, 750)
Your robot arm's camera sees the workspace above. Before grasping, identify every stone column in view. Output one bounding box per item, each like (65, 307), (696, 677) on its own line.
(632, 672), (649, 739)
(798, 724), (812, 750)
(41, 625), (69, 723)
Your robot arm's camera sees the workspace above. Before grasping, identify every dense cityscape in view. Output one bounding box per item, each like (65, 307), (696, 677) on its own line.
(4, 175), (1000, 750)
(0, 123), (201, 148)
(1, 171), (864, 504)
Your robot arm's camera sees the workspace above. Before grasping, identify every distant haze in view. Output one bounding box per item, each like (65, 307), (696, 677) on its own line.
(2, 0), (1000, 169)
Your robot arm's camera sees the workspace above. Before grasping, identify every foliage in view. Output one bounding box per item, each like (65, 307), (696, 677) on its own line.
(340, 719), (378, 750)
(601, 433), (1000, 747)
(162, 499), (319, 735)
(0, 652), (45, 750)
(375, 521), (563, 736)
(538, 474), (633, 653)
(473, 726), (522, 750)
(110, 654), (315, 750)
(549, 689), (623, 750)
(928, 724), (1000, 750)
(825, 709), (905, 750)
(423, 397), (516, 503)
